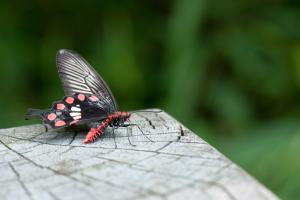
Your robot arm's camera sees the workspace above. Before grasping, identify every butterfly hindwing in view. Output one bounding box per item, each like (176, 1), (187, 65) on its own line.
(43, 93), (110, 128)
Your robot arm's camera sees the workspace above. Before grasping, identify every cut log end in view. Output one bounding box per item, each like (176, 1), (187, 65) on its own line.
(0, 109), (279, 200)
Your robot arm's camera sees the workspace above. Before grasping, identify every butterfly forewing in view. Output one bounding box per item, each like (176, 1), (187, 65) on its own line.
(56, 49), (118, 112)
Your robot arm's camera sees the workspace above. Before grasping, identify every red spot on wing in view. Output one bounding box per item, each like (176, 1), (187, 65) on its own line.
(47, 113), (57, 121)
(89, 95), (99, 102)
(65, 97), (74, 104)
(56, 103), (65, 110)
(78, 94), (85, 101)
(55, 120), (66, 127)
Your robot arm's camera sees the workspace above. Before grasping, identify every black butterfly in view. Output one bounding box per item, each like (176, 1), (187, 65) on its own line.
(26, 49), (131, 143)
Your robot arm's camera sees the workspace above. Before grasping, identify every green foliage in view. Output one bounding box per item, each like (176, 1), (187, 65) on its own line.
(0, 1), (299, 199)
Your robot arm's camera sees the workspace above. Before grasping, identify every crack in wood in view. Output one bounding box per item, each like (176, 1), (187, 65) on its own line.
(135, 113), (156, 130)
(0, 139), (89, 187)
(8, 162), (33, 200)
(48, 191), (61, 200)
(145, 117), (156, 129)
(0, 133), (228, 161)
(157, 115), (170, 130)
(58, 146), (74, 156)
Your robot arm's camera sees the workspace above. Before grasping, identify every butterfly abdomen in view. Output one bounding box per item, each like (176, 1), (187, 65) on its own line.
(84, 111), (130, 143)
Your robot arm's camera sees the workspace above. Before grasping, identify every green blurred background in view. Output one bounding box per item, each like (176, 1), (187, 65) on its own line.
(0, 1), (299, 199)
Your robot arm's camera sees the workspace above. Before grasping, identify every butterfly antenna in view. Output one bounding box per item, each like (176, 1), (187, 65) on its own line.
(25, 108), (47, 120)
(130, 110), (162, 114)
(127, 119), (153, 142)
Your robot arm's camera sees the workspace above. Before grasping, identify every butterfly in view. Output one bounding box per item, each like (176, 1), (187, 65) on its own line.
(26, 49), (131, 143)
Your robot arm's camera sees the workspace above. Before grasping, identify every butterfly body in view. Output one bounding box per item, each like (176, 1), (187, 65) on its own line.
(84, 111), (130, 143)
(26, 49), (129, 143)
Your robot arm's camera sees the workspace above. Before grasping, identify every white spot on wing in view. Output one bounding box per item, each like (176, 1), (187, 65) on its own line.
(71, 107), (81, 112)
(70, 112), (81, 117)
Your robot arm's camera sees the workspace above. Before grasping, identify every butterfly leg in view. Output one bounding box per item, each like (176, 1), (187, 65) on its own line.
(124, 125), (136, 147)
(123, 122), (153, 142)
(43, 124), (49, 132)
(111, 126), (118, 148)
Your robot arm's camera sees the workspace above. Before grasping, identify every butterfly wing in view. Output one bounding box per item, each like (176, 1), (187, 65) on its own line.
(56, 49), (118, 112)
(43, 93), (112, 129)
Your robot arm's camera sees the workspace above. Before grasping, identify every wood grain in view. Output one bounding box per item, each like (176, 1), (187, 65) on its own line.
(0, 109), (279, 200)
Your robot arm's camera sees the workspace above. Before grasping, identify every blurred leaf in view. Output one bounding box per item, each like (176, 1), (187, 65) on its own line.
(164, 0), (207, 123)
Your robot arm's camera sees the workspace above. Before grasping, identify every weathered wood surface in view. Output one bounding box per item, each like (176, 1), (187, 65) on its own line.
(0, 109), (278, 200)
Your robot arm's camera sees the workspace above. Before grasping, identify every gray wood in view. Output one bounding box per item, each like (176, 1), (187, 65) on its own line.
(0, 109), (279, 200)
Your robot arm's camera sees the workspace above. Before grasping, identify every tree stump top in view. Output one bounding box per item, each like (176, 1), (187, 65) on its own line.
(0, 109), (278, 200)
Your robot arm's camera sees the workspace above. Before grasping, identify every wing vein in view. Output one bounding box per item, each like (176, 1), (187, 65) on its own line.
(56, 49), (118, 112)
